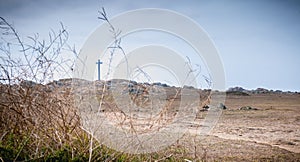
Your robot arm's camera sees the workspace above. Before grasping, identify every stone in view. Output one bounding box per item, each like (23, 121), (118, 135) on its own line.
(218, 103), (227, 109)
(239, 106), (258, 110)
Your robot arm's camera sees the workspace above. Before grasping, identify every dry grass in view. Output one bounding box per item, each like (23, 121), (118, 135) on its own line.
(1, 79), (300, 161)
(1, 11), (300, 161)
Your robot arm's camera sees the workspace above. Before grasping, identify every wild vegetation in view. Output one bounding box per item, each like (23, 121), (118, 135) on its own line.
(1, 8), (300, 161)
(0, 12), (209, 161)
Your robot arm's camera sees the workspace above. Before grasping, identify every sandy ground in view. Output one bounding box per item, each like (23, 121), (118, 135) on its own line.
(214, 93), (300, 153)
(74, 81), (300, 160)
(175, 93), (300, 161)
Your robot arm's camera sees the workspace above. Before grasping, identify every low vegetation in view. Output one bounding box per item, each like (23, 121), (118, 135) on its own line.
(1, 10), (300, 161)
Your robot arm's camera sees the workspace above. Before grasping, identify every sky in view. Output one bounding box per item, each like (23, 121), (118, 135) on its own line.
(0, 0), (299, 91)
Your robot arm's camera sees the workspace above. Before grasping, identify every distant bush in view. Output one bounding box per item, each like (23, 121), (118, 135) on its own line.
(226, 91), (250, 96)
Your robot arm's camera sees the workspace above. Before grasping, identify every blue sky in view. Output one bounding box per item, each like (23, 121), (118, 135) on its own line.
(0, 0), (299, 91)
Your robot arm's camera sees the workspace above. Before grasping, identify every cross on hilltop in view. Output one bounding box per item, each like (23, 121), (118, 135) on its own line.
(96, 59), (103, 81)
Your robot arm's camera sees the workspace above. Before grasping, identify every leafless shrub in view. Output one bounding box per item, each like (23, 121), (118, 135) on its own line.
(0, 16), (86, 160)
(0, 7), (214, 161)
(93, 7), (214, 160)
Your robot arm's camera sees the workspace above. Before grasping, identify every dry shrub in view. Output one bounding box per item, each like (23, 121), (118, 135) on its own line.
(0, 16), (90, 161)
(0, 10), (214, 161)
(0, 82), (83, 160)
(0, 15), (194, 161)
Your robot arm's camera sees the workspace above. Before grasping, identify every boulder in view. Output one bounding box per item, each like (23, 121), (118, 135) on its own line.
(200, 105), (210, 111)
(20, 80), (37, 88)
(239, 106), (258, 110)
(218, 103), (227, 109)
